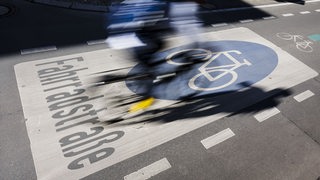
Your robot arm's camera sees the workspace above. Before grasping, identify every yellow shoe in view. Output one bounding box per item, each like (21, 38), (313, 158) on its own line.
(129, 97), (155, 113)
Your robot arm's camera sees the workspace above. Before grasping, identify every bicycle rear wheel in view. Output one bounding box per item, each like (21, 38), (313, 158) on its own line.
(188, 69), (237, 91)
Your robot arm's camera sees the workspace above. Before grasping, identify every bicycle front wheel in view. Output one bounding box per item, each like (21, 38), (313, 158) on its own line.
(188, 69), (238, 91)
(296, 42), (313, 53)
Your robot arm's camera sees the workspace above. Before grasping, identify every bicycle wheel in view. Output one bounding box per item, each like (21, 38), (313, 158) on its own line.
(166, 49), (212, 66)
(296, 41), (313, 53)
(276, 32), (292, 40)
(188, 69), (237, 91)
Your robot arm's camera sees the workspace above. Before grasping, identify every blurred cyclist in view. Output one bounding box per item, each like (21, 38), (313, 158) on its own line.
(106, 0), (204, 113)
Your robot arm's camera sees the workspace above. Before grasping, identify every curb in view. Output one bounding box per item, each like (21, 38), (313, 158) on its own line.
(28, 0), (110, 12)
(27, 0), (313, 13)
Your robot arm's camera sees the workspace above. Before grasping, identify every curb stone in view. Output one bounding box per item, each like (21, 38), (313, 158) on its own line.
(33, 0), (72, 8)
(27, 0), (310, 12)
(28, 0), (110, 12)
(71, 2), (108, 11)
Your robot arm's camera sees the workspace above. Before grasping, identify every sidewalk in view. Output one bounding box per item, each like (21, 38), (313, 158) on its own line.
(25, 0), (306, 12)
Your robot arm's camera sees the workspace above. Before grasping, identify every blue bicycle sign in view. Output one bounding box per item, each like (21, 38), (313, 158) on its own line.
(126, 41), (278, 100)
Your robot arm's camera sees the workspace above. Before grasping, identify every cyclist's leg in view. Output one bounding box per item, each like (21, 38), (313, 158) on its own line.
(128, 29), (166, 112)
(170, 2), (204, 46)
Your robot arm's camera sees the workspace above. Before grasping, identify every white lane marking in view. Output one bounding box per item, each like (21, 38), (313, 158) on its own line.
(294, 90), (315, 102)
(124, 158), (171, 180)
(239, 19), (254, 23)
(300, 11), (311, 14)
(211, 23), (228, 28)
(282, 13), (294, 17)
(201, 128), (235, 149)
(263, 16), (276, 20)
(87, 39), (107, 45)
(315, 9), (320, 12)
(20, 46), (57, 55)
(254, 107), (280, 122)
(208, 0), (320, 13)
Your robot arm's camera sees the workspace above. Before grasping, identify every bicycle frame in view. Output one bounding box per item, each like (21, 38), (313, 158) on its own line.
(198, 50), (251, 82)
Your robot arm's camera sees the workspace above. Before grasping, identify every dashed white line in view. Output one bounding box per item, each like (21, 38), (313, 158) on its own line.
(254, 107), (280, 122)
(240, 19), (254, 23)
(20, 46), (57, 55)
(300, 11), (311, 14)
(294, 90), (315, 102)
(201, 128), (235, 149)
(124, 158), (171, 180)
(282, 13), (294, 17)
(87, 39), (107, 45)
(315, 9), (320, 12)
(263, 16), (276, 20)
(211, 23), (228, 27)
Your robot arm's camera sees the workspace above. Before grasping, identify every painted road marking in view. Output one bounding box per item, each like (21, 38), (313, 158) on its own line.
(282, 13), (294, 17)
(87, 39), (107, 45)
(211, 23), (228, 28)
(14, 27), (318, 179)
(20, 46), (57, 55)
(308, 34), (320, 41)
(201, 128), (235, 149)
(254, 107), (280, 122)
(300, 11), (311, 14)
(262, 16), (276, 20)
(315, 9), (320, 12)
(294, 90), (315, 102)
(124, 158), (171, 180)
(239, 19), (254, 23)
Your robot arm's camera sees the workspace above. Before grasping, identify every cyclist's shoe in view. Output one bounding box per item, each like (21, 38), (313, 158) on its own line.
(129, 97), (155, 113)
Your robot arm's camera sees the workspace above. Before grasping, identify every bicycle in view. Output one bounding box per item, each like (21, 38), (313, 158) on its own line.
(276, 32), (313, 53)
(84, 51), (206, 121)
(87, 47), (251, 122)
(166, 49), (252, 91)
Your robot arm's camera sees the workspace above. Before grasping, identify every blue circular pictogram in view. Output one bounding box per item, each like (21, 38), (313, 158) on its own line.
(126, 41), (278, 100)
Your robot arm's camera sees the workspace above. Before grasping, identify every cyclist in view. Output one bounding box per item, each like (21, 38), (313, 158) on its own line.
(106, 0), (171, 113)
(105, 0), (204, 113)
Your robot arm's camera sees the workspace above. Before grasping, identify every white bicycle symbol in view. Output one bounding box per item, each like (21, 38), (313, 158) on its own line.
(166, 49), (252, 91)
(276, 32), (313, 53)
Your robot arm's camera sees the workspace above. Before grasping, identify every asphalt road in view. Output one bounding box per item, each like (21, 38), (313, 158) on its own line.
(1, 1), (320, 180)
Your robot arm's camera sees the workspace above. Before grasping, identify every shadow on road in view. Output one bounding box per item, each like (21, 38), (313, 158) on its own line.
(104, 82), (292, 126)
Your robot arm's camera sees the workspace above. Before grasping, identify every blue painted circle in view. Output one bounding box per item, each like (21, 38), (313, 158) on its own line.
(126, 41), (278, 100)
